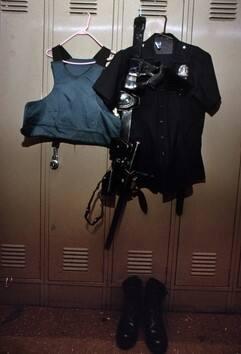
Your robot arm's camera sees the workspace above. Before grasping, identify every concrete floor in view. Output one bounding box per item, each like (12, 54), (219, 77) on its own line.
(0, 306), (241, 354)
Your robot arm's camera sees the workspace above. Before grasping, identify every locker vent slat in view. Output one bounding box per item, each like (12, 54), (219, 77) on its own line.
(0, 244), (26, 268)
(209, 0), (238, 20)
(139, 0), (168, 17)
(69, 0), (97, 15)
(127, 250), (152, 274)
(63, 247), (88, 271)
(0, 0), (28, 13)
(191, 252), (217, 276)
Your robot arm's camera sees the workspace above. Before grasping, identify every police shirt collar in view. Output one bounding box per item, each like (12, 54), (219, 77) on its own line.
(142, 33), (188, 63)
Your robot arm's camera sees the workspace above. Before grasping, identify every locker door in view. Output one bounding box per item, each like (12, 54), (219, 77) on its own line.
(232, 254), (241, 311)
(239, 257), (241, 288)
(110, 0), (185, 292)
(235, 184), (241, 308)
(0, 0), (44, 304)
(46, 0), (115, 306)
(174, 0), (241, 292)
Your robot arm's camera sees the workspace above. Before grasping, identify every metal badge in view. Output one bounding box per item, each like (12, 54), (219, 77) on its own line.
(177, 64), (189, 79)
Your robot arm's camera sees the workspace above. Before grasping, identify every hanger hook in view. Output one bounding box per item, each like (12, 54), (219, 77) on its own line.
(161, 15), (167, 33)
(83, 12), (91, 31)
(139, 5), (142, 17)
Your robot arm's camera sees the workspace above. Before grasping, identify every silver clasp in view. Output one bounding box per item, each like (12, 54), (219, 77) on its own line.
(50, 142), (60, 170)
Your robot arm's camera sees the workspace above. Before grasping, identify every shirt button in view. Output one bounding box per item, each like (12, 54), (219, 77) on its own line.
(160, 120), (164, 123)
(160, 135), (165, 139)
(161, 151), (165, 156)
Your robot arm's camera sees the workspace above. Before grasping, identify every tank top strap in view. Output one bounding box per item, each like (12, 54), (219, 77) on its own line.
(52, 45), (72, 61)
(93, 46), (111, 66)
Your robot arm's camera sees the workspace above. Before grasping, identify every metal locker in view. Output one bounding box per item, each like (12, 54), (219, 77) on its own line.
(45, 0), (116, 307)
(171, 0), (241, 311)
(234, 182), (241, 310)
(0, 0), (240, 312)
(238, 194), (241, 288)
(0, 0), (45, 304)
(109, 0), (185, 306)
(239, 258), (241, 288)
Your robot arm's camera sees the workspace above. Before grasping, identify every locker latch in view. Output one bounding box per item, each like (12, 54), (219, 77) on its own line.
(4, 276), (13, 288)
(50, 142), (60, 170)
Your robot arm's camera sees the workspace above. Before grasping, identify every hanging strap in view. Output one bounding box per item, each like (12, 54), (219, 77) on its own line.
(93, 46), (111, 66)
(52, 45), (72, 62)
(84, 178), (104, 226)
(133, 15), (146, 55)
(176, 194), (184, 216)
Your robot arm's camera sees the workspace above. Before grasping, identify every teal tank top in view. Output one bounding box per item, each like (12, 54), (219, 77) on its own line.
(21, 46), (121, 147)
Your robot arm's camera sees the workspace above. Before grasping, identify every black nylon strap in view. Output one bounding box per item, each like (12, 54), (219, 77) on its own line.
(52, 45), (72, 62)
(176, 195), (184, 216)
(93, 46), (111, 66)
(133, 16), (146, 52)
(84, 179), (104, 226)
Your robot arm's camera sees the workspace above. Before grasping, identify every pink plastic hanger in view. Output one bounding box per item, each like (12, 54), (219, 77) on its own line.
(46, 13), (115, 65)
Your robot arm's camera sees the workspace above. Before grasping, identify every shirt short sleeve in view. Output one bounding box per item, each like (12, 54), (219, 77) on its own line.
(93, 49), (130, 110)
(192, 51), (221, 116)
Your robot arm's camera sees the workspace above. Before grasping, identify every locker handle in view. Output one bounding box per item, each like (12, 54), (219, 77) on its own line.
(4, 276), (13, 288)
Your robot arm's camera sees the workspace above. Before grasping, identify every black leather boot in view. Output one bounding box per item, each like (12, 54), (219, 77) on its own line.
(116, 276), (143, 350)
(143, 278), (168, 354)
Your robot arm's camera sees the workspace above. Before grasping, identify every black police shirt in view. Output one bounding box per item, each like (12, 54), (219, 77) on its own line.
(93, 33), (221, 206)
